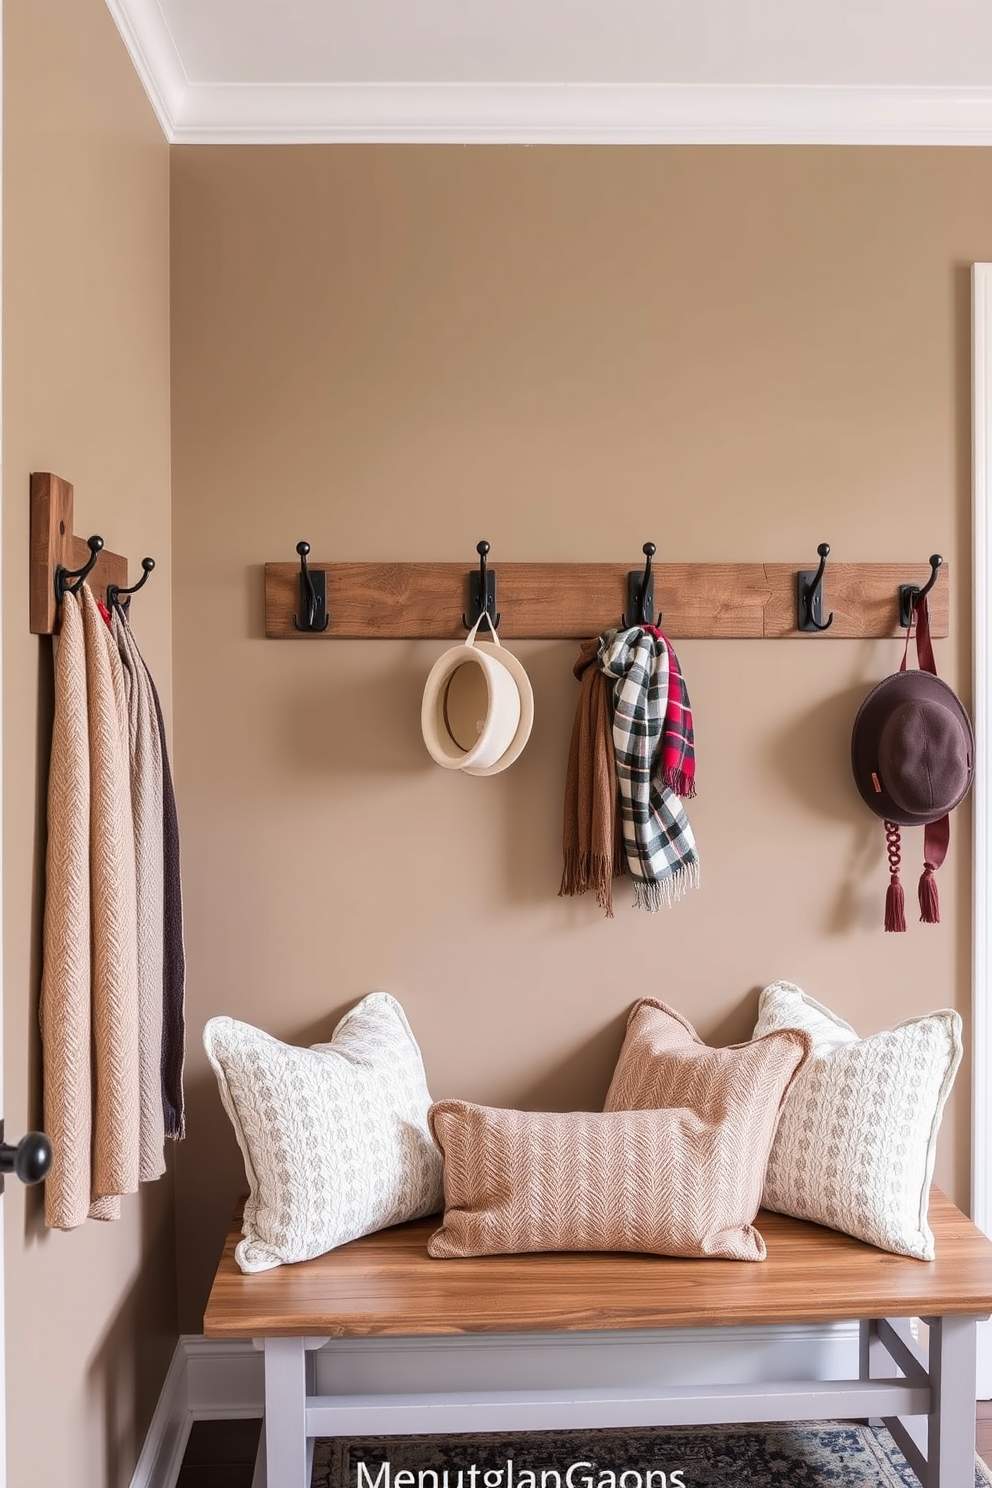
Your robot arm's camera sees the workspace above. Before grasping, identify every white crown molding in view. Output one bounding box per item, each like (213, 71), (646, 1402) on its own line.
(99, 6), (992, 151)
(164, 81), (992, 145)
(104, 3), (992, 145)
(104, 0), (187, 140)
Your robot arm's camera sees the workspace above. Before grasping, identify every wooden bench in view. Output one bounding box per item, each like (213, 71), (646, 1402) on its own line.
(204, 1189), (992, 1488)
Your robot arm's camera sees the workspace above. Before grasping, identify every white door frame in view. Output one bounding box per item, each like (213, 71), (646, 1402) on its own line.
(0, 3), (8, 1470)
(971, 262), (992, 1398)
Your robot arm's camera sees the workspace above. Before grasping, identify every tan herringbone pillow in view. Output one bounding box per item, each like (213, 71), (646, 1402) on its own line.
(428, 999), (809, 1262)
(604, 998), (811, 1146)
(428, 1103), (772, 1260)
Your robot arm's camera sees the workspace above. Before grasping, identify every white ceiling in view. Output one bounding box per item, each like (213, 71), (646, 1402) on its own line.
(107, 0), (992, 144)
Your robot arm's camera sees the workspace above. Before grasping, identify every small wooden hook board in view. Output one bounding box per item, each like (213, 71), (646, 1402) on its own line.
(30, 473), (128, 635)
(264, 558), (949, 640)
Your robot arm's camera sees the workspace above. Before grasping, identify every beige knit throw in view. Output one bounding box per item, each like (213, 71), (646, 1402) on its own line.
(81, 585), (140, 1210)
(41, 592), (93, 1229)
(112, 609), (166, 1183)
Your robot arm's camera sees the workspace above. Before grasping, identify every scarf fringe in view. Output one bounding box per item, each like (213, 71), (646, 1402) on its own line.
(559, 850), (626, 919)
(663, 767), (696, 799)
(631, 857), (701, 913)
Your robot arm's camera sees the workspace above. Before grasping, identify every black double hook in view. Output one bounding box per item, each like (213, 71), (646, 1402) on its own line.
(898, 554), (943, 629)
(797, 542), (834, 633)
(462, 540), (500, 632)
(54, 535), (104, 605)
(107, 557), (155, 614)
(622, 542), (662, 628)
(293, 541), (329, 633)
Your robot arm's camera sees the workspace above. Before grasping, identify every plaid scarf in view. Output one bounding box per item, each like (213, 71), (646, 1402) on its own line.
(597, 625), (700, 911)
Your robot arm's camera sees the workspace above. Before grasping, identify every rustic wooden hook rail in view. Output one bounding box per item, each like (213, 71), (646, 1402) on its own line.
(264, 547), (949, 641)
(29, 477), (952, 641)
(30, 473), (131, 634)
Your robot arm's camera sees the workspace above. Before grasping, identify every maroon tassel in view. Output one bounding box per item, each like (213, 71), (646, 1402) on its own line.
(884, 821), (907, 932)
(919, 862), (940, 923)
(885, 875), (907, 932)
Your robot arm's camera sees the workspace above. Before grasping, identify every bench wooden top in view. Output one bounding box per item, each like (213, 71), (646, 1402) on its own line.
(203, 1189), (992, 1340)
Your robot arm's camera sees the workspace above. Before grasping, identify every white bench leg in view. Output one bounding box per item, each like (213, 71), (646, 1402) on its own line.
(925, 1315), (978, 1488)
(860, 1314), (979, 1488)
(859, 1318), (887, 1385)
(263, 1337), (310, 1488)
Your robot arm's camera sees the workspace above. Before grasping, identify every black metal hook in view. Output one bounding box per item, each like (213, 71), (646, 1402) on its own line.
(797, 542), (834, 632)
(462, 540), (500, 632)
(54, 535), (104, 605)
(107, 557), (155, 614)
(292, 541), (329, 633)
(622, 542), (662, 628)
(898, 553), (943, 629)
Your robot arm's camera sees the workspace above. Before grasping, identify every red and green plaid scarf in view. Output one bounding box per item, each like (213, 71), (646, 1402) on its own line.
(642, 623), (696, 799)
(598, 626), (699, 911)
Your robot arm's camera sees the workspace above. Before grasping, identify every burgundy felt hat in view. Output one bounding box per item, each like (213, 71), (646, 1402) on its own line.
(850, 627), (974, 931)
(851, 669), (974, 826)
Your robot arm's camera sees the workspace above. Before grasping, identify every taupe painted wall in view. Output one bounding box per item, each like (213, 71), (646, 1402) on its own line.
(3, 2), (175, 1485)
(171, 144), (990, 1329)
(6, 13), (990, 1476)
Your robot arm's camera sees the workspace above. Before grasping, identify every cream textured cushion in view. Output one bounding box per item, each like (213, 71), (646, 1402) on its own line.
(753, 980), (963, 1259)
(428, 1001), (809, 1262)
(203, 993), (443, 1272)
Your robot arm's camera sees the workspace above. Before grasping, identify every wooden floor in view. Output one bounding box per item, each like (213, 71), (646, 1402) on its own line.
(176, 1406), (992, 1488)
(175, 1418), (262, 1488)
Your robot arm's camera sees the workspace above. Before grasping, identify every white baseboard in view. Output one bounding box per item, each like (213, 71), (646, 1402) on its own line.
(128, 1337), (191, 1488)
(130, 1323), (861, 1488)
(128, 1336), (265, 1488)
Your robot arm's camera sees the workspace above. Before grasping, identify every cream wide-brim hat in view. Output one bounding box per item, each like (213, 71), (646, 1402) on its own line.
(421, 619), (534, 775)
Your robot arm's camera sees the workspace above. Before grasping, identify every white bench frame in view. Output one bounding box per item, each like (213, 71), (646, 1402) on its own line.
(251, 1311), (983, 1488)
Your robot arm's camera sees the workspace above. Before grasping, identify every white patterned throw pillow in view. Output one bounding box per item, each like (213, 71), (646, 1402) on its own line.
(753, 981), (962, 1259)
(203, 993), (444, 1272)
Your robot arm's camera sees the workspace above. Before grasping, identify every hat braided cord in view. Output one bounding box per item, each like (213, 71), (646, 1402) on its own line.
(884, 819), (907, 933)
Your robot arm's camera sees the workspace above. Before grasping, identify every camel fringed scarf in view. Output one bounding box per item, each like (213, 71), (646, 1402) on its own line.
(598, 626), (700, 912)
(559, 637), (627, 916)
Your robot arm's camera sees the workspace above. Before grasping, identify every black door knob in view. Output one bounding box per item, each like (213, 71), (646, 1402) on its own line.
(0, 1132), (53, 1186)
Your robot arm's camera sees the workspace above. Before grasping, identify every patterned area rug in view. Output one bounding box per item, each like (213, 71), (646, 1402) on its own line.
(311, 1423), (992, 1488)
